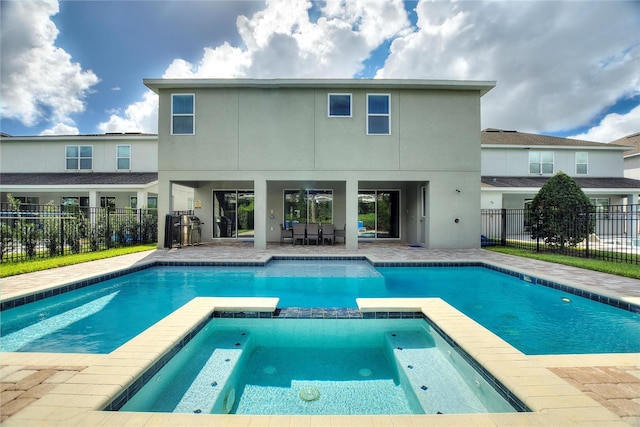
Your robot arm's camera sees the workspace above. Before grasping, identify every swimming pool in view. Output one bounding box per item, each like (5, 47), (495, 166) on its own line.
(1, 260), (638, 355)
(119, 318), (517, 415)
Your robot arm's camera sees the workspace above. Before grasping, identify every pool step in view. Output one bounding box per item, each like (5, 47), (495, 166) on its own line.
(385, 330), (488, 414)
(173, 330), (250, 414)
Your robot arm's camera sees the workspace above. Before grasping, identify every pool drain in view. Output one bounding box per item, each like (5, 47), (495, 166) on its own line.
(358, 368), (372, 377)
(299, 386), (320, 401)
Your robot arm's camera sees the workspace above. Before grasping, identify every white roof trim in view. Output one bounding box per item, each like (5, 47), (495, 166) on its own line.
(144, 78), (496, 96)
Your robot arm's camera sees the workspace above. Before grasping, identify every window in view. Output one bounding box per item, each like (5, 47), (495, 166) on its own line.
(358, 190), (400, 239)
(171, 94), (194, 135)
(131, 196), (157, 209)
(284, 189), (333, 227)
(576, 152), (588, 175)
(117, 145), (131, 170)
(61, 196), (89, 216)
(100, 196), (116, 209)
(66, 145), (93, 170)
(529, 151), (553, 174)
(14, 196), (39, 206)
(367, 94), (390, 135)
(62, 196), (89, 207)
(147, 196), (158, 209)
(590, 198), (609, 210)
(213, 190), (254, 238)
(328, 93), (352, 117)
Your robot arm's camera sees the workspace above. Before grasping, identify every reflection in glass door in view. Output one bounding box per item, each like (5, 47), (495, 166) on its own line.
(284, 189), (332, 227)
(213, 190), (254, 238)
(358, 190), (400, 239)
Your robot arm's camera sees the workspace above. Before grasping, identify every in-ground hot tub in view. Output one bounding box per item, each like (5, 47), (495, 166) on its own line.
(119, 318), (518, 415)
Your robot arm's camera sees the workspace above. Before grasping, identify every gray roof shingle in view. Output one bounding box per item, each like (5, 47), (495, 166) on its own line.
(610, 132), (640, 156)
(482, 176), (640, 189)
(481, 129), (630, 149)
(0, 173), (158, 186)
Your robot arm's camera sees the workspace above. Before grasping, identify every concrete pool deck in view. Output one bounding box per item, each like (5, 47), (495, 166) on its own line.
(1, 242), (639, 426)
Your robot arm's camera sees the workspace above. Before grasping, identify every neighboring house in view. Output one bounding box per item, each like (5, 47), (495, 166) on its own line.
(611, 132), (640, 180)
(480, 129), (640, 211)
(0, 133), (193, 211)
(144, 78), (496, 249)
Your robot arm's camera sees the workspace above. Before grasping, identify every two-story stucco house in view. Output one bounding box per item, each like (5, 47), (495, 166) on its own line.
(0, 133), (192, 211)
(480, 129), (640, 211)
(144, 78), (496, 249)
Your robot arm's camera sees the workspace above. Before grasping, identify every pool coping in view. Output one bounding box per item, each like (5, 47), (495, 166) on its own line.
(1, 296), (630, 426)
(1, 255), (637, 426)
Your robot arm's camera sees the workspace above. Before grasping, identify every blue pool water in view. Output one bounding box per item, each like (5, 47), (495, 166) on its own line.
(1, 261), (638, 355)
(120, 319), (516, 415)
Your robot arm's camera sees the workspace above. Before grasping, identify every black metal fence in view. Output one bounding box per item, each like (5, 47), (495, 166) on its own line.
(481, 204), (639, 264)
(0, 202), (158, 263)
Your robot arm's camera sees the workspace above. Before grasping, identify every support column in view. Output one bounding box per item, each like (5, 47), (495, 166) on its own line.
(345, 179), (358, 250)
(88, 190), (98, 208)
(157, 176), (173, 249)
(136, 190), (148, 208)
(254, 179), (267, 249)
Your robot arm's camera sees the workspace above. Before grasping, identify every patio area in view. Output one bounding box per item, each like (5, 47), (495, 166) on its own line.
(1, 242), (639, 426)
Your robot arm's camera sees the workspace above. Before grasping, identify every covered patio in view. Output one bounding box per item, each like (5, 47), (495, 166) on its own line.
(160, 177), (454, 250)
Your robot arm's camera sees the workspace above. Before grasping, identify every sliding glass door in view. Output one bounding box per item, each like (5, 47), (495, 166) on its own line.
(358, 190), (400, 239)
(284, 189), (333, 227)
(213, 190), (254, 238)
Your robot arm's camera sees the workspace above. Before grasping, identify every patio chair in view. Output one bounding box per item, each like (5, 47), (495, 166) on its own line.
(322, 223), (335, 245)
(280, 223), (293, 245)
(293, 223), (306, 245)
(334, 224), (345, 244)
(306, 223), (320, 245)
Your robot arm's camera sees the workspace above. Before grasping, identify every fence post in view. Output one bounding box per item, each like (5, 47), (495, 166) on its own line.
(106, 208), (111, 249)
(500, 208), (507, 246)
(585, 208), (590, 259)
(138, 208), (142, 243)
(59, 204), (65, 256)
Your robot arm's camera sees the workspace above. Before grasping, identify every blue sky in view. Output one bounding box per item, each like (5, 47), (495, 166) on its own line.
(1, 0), (638, 142)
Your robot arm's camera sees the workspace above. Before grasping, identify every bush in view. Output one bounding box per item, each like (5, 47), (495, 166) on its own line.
(530, 172), (593, 250)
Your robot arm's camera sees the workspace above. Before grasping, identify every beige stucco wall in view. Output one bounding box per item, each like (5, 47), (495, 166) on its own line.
(624, 156), (640, 180)
(481, 147), (625, 178)
(0, 136), (158, 173)
(153, 80), (489, 249)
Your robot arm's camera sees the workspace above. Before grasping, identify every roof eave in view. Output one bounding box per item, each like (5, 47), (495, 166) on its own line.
(143, 78), (497, 96)
(482, 144), (630, 150)
(0, 183), (158, 191)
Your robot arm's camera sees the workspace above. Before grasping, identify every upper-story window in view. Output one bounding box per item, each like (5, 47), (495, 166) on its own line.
(575, 152), (588, 175)
(328, 93), (352, 117)
(529, 151), (553, 174)
(367, 94), (390, 135)
(117, 145), (131, 170)
(66, 145), (93, 170)
(172, 94), (195, 135)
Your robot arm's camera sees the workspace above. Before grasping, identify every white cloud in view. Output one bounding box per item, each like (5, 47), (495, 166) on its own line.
(97, 90), (158, 134)
(0, 1), (99, 127)
(377, 0), (640, 135)
(39, 122), (80, 136)
(568, 105), (640, 143)
(92, 0), (640, 140)
(102, 0), (410, 132)
(164, 0), (410, 79)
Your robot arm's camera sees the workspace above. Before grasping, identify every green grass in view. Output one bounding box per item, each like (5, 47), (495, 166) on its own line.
(485, 246), (640, 279)
(0, 244), (157, 278)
